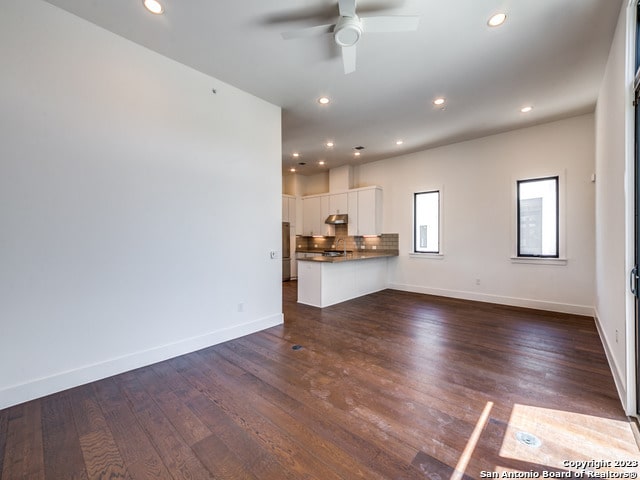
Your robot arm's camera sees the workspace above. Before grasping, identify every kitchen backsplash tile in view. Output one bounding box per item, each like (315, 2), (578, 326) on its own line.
(295, 225), (399, 253)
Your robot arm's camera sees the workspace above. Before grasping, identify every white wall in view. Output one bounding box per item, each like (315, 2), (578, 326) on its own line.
(353, 114), (596, 315)
(0, 0), (282, 409)
(300, 172), (330, 196)
(283, 174), (300, 196)
(594, 2), (634, 413)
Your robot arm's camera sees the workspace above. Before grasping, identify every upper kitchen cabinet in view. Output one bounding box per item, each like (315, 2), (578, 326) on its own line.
(329, 192), (348, 215)
(302, 196), (318, 236)
(282, 194), (298, 226)
(295, 196), (303, 235)
(302, 195), (334, 236)
(348, 186), (383, 236)
(282, 195), (290, 222)
(302, 187), (381, 236)
(320, 195), (335, 236)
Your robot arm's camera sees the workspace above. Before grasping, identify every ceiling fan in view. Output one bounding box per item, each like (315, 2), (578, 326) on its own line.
(281, 0), (419, 74)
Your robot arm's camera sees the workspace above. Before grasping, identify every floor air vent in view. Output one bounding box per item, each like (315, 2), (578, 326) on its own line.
(515, 431), (542, 448)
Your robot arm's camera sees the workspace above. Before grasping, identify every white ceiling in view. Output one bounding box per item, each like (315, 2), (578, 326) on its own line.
(43, 0), (623, 176)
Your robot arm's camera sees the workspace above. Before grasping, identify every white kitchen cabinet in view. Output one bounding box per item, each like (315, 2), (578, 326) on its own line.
(302, 187), (381, 237)
(303, 194), (334, 236)
(329, 192), (348, 215)
(357, 187), (382, 235)
(302, 196), (329, 236)
(302, 196), (321, 236)
(320, 195), (334, 236)
(289, 197), (297, 226)
(282, 195), (297, 225)
(295, 196), (303, 235)
(282, 195), (289, 222)
(347, 191), (359, 237)
(347, 186), (382, 236)
(297, 256), (389, 307)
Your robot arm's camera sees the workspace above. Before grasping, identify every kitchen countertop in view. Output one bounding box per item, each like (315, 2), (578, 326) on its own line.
(296, 250), (398, 263)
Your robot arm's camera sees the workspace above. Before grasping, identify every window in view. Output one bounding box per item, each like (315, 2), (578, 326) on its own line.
(414, 190), (440, 253)
(517, 176), (558, 257)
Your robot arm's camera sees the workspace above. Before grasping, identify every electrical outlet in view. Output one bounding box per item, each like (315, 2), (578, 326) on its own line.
(238, 302), (244, 312)
(475, 278), (481, 286)
(615, 329), (619, 343)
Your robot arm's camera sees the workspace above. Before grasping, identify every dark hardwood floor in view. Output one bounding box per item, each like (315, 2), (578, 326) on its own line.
(1, 282), (638, 479)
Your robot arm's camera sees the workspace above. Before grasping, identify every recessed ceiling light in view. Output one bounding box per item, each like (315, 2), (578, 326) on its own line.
(319, 160), (326, 165)
(143, 0), (164, 14)
(290, 168), (296, 172)
(396, 140), (404, 145)
(488, 13), (506, 27)
(520, 106), (533, 113)
(292, 152), (300, 157)
(433, 97), (445, 106)
(318, 97), (330, 105)
(354, 152), (361, 157)
(326, 141), (334, 148)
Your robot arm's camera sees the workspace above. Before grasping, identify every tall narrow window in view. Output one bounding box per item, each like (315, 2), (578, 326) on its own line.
(517, 176), (559, 257)
(414, 190), (440, 253)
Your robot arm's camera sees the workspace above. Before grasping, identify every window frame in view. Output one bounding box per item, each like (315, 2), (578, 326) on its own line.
(413, 189), (442, 255)
(516, 175), (560, 259)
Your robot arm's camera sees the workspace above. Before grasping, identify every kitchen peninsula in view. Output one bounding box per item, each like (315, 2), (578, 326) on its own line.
(291, 178), (398, 307)
(297, 250), (398, 307)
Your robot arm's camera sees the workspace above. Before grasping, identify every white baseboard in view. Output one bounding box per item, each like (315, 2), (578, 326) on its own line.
(593, 308), (629, 414)
(0, 313), (283, 410)
(387, 283), (595, 317)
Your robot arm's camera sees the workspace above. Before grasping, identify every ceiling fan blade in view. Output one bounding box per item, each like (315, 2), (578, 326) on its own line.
(361, 15), (419, 32)
(264, 5), (341, 24)
(342, 45), (356, 74)
(338, 0), (357, 17)
(281, 24), (335, 40)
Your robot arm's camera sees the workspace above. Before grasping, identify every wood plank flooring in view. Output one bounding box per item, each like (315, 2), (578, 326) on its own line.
(1, 282), (638, 479)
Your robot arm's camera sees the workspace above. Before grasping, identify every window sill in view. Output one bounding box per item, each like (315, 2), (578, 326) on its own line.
(510, 257), (567, 266)
(409, 252), (444, 260)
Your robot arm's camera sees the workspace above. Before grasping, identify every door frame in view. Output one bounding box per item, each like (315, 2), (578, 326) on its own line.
(628, 0), (640, 418)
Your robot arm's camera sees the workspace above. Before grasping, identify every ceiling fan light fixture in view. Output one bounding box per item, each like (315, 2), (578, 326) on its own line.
(143, 0), (164, 15)
(334, 16), (363, 47)
(488, 13), (506, 27)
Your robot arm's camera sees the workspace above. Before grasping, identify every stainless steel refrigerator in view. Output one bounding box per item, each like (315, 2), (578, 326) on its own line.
(282, 222), (291, 281)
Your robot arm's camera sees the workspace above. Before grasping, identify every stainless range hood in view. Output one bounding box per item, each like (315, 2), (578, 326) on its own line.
(325, 214), (348, 225)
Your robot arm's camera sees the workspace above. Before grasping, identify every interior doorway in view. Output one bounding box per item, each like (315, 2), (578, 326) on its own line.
(634, 75), (640, 416)
(634, 3), (640, 416)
